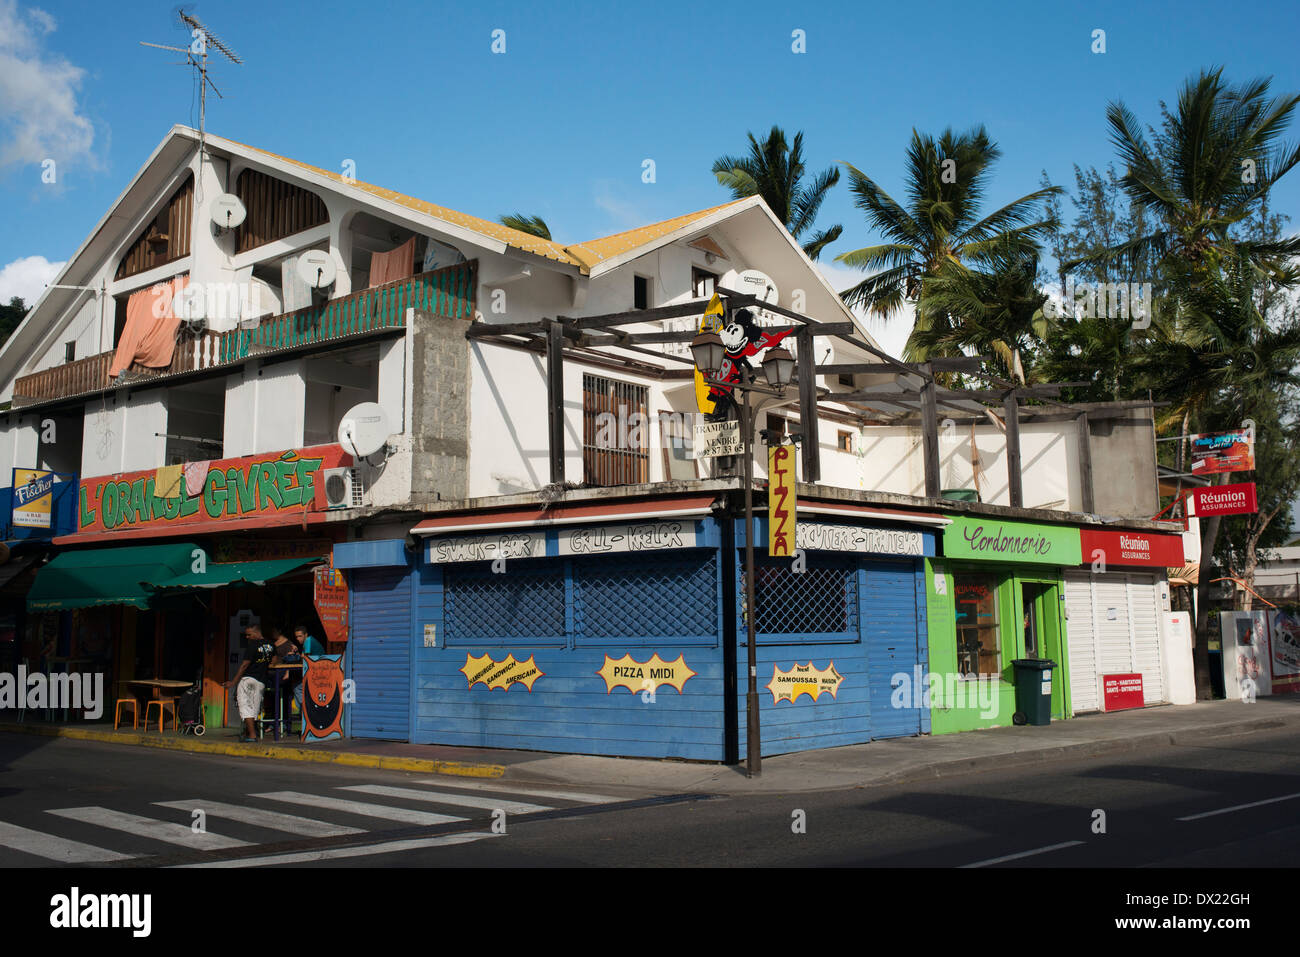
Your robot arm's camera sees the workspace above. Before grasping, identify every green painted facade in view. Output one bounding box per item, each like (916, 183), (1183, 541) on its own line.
(927, 518), (1079, 734)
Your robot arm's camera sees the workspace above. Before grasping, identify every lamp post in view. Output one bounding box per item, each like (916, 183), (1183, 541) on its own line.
(691, 330), (795, 777)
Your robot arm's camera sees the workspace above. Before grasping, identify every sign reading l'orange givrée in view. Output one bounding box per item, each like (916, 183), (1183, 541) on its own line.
(77, 444), (352, 534)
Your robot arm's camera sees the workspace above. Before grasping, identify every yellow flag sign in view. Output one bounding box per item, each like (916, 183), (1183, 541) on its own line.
(768, 442), (796, 556)
(596, 653), (696, 695)
(767, 661), (844, 704)
(460, 653), (544, 691)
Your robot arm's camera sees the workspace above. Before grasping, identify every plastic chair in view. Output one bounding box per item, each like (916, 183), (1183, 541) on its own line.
(145, 697), (177, 732)
(114, 698), (138, 730)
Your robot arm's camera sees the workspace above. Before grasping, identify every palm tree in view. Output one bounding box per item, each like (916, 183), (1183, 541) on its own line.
(1069, 70), (1300, 699)
(1069, 68), (1300, 281)
(834, 126), (1060, 365)
(712, 126), (842, 260)
(498, 214), (551, 240)
(910, 253), (1049, 383)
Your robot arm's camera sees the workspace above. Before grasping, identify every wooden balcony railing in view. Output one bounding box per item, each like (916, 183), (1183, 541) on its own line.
(12, 260), (478, 407)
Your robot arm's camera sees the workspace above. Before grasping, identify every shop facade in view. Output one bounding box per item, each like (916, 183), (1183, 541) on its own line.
(1063, 528), (1184, 712)
(927, 515), (1082, 733)
(335, 493), (939, 760)
(24, 444), (352, 727)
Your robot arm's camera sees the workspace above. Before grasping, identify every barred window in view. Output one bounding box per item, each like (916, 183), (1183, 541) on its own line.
(582, 374), (650, 487)
(573, 553), (717, 640)
(743, 558), (859, 638)
(443, 562), (566, 642)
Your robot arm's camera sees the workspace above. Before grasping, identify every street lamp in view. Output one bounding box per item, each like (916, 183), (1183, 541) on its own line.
(691, 326), (795, 777)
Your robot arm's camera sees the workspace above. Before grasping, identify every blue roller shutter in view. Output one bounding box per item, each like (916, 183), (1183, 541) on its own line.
(349, 566), (411, 740)
(863, 559), (924, 739)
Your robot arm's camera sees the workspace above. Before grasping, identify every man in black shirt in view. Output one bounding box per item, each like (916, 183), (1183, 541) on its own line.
(224, 625), (279, 742)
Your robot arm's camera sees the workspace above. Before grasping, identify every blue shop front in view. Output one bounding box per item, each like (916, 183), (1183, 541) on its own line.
(333, 492), (939, 762)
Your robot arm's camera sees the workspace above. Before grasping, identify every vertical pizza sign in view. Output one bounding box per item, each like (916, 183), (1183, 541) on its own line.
(313, 563), (349, 644)
(769, 443), (797, 557)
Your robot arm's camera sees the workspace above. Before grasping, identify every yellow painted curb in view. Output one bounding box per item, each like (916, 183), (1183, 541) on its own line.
(0, 723), (506, 778)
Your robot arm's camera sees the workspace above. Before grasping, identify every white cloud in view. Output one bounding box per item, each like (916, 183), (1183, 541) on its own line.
(0, 254), (64, 304)
(591, 181), (648, 233)
(815, 260), (915, 361)
(0, 0), (96, 172)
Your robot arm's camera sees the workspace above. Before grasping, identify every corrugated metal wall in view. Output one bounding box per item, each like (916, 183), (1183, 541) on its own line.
(348, 566), (412, 740)
(863, 559), (928, 740)
(735, 536), (930, 757)
(411, 544), (727, 760)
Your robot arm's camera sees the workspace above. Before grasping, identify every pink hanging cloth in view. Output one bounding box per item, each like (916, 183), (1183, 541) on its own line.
(109, 275), (188, 377)
(367, 237), (416, 287)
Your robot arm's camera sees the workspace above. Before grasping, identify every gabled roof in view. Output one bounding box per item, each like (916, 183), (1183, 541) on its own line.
(225, 135), (747, 275)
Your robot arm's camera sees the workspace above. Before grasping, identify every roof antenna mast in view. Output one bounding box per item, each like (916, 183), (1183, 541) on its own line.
(140, 9), (242, 197)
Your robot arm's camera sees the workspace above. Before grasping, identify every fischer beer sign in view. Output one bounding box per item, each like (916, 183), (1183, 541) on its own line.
(1191, 482), (1258, 517)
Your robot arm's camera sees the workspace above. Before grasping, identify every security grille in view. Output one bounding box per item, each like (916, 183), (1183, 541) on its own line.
(743, 560), (858, 636)
(573, 553), (717, 638)
(444, 563), (566, 640)
(583, 374), (649, 486)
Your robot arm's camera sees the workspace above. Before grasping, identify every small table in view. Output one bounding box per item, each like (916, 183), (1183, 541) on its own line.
(268, 662), (303, 742)
(127, 679), (192, 731)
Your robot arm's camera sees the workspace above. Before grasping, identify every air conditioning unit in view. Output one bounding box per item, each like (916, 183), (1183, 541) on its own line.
(322, 467), (363, 509)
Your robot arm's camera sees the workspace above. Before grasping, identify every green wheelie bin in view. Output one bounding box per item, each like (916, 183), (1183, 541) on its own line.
(1011, 658), (1056, 726)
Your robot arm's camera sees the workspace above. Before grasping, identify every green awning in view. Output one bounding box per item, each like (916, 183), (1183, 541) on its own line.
(148, 557), (319, 591)
(27, 542), (204, 612)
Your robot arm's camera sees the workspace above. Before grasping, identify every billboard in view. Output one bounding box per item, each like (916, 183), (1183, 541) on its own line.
(1191, 482), (1258, 517)
(1189, 430), (1254, 474)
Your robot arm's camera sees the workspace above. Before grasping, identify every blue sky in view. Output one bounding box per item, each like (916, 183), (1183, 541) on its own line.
(2, 0), (1299, 329)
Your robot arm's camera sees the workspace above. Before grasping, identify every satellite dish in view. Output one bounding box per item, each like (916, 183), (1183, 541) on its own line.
(210, 193), (246, 230)
(736, 269), (779, 306)
(338, 402), (391, 458)
(297, 249), (337, 290)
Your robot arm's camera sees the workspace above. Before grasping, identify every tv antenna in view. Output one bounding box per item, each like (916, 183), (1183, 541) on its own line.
(140, 10), (242, 189)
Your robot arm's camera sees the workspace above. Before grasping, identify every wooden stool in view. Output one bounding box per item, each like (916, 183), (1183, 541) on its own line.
(114, 698), (138, 730)
(145, 697), (177, 732)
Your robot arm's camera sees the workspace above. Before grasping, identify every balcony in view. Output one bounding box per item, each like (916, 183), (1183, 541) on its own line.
(12, 260), (478, 408)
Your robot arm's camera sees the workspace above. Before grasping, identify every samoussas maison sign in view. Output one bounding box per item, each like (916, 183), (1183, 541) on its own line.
(943, 516), (1082, 565)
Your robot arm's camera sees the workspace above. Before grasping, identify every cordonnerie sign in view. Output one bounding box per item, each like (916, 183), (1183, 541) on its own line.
(77, 444), (352, 533)
(942, 515), (1082, 566)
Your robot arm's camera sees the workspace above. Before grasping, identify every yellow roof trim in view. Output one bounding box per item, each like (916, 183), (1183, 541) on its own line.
(221, 135), (749, 276)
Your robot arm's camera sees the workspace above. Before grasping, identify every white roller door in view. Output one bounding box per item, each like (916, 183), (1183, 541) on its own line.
(1126, 573), (1165, 703)
(1064, 571), (1099, 712)
(1063, 571), (1167, 712)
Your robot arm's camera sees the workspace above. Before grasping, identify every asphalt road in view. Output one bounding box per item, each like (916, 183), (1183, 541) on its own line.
(1, 725), (1298, 869)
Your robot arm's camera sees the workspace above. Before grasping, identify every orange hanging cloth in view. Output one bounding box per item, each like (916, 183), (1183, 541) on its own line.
(109, 275), (188, 377)
(367, 237), (415, 287)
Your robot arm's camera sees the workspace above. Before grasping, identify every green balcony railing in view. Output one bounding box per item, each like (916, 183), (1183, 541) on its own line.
(221, 259), (478, 361)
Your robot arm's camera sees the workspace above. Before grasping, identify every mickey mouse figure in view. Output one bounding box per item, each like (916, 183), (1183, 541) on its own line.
(705, 308), (794, 421)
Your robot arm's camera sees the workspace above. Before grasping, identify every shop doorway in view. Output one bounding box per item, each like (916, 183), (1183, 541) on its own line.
(1020, 579), (1067, 720)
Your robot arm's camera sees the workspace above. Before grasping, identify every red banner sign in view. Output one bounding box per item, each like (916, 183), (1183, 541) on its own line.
(77, 444), (352, 535)
(1102, 673), (1144, 712)
(313, 564), (349, 644)
(1079, 529), (1185, 568)
(1191, 482), (1258, 517)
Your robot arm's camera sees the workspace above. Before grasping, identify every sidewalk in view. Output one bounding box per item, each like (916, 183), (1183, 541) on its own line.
(3, 697), (1296, 796)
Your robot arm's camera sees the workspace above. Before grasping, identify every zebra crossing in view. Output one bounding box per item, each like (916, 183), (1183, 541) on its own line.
(0, 777), (627, 867)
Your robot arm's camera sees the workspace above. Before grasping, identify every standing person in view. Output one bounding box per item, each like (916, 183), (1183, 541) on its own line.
(269, 626), (300, 734)
(290, 623), (324, 719)
(224, 625), (277, 742)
